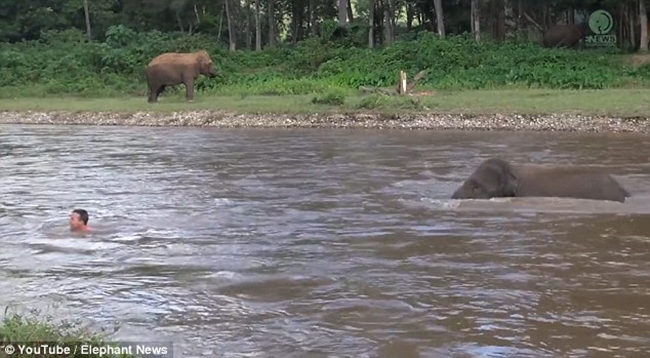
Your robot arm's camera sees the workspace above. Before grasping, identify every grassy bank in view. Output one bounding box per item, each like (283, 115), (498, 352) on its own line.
(2, 26), (650, 100)
(0, 309), (135, 358)
(2, 89), (649, 117)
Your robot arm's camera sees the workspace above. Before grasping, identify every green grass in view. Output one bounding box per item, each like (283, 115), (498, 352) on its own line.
(1, 89), (649, 117)
(0, 308), (136, 358)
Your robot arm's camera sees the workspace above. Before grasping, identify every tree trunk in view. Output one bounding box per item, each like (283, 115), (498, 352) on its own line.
(82, 0), (92, 41)
(246, 0), (252, 50)
(194, 4), (200, 24)
(291, 3), (299, 44)
(218, 3), (224, 39)
(383, 0), (394, 45)
(433, 0), (445, 38)
(255, 0), (261, 50)
(297, 10), (304, 42)
(504, 0), (516, 41)
(308, 0), (315, 36)
(471, 0), (480, 41)
(338, 0), (347, 25)
(640, 0), (648, 52)
(388, 0), (397, 39)
(225, 0), (236, 51)
(630, 3), (636, 49)
(368, 0), (374, 48)
(406, 3), (413, 31)
(377, 0), (385, 45)
(517, 0), (524, 32)
(268, 0), (275, 48)
(493, 0), (505, 42)
(347, 0), (354, 23)
(619, 2), (626, 48)
(175, 11), (184, 32)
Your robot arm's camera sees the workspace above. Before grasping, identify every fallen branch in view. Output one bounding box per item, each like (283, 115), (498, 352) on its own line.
(358, 86), (399, 96)
(523, 12), (544, 33)
(406, 70), (427, 93)
(396, 69), (427, 95)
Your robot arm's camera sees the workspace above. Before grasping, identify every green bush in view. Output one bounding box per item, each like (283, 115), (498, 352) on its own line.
(0, 26), (649, 98)
(311, 90), (346, 105)
(0, 308), (136, 358)
(356, 94), (427, 111)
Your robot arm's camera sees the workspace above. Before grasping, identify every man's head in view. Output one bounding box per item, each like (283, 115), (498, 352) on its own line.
(70, 209), (89, 231)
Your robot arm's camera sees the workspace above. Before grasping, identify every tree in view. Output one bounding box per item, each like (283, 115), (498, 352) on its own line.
(82, 0), (91, 41)
(471, 0), (480, 41)
(225, 0), (236, 50)
(433, 0), (445, 38)
(338, 0), (347, 25)
(1, 0), (647, 53)
(255, 0), (261, 50)
(268, 0), (275, 48)
(640, 0), (648, 52)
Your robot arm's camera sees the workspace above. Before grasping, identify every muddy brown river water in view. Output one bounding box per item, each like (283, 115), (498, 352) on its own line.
(1, 124), (650, 358)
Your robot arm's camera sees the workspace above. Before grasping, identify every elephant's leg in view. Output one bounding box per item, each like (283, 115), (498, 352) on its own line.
(156, 85), (166, 99)
(148, 82), (163, 103)
(148, 84), (167, 103)
(183, 78), (196, 102)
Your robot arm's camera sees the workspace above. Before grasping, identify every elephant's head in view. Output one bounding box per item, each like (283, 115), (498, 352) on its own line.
(451, 158), (518, 200)
(196, 50), (218, 78)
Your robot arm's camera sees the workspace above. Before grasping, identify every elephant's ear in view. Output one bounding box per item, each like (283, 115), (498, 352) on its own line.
(502, 162), (518, 197)
(197, 50), (213, 65)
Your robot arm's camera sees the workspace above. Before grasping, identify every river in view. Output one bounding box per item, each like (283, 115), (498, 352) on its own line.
(1, 124), (650, 358)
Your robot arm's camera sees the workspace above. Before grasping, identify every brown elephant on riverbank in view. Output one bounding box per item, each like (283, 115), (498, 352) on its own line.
(523, 13), (589, 49)
(542, 22), (589, 48)
(145, 50), (218, 103)
(451, 157), (630, 203)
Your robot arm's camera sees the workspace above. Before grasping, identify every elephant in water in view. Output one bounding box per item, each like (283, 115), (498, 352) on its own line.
(451, 157), (630, 203)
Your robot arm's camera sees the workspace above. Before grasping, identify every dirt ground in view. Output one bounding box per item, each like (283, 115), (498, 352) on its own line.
(625, 53), (650, 67)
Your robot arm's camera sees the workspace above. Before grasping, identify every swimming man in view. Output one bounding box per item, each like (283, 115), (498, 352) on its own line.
(69, 209), (91, 232)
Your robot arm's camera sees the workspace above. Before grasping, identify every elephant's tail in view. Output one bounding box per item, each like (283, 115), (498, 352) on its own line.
(143, 67), (153, 96)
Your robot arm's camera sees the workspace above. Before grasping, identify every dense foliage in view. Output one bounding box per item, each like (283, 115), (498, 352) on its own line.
(1, 0), (642, 49)
(1, 26), (650, 98)
(1, 309), (136, 358)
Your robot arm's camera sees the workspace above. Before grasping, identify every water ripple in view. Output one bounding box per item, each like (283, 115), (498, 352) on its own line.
(1, 125), (650, 357)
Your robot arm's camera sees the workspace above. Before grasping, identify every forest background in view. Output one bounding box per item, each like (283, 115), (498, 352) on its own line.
(1, 0), (650, 108)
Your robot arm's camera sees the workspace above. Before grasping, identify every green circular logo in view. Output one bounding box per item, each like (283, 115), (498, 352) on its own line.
(589, 10), (614, 34)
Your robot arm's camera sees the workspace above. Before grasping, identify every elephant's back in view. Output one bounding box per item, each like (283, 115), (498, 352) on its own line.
(514, 163), (600, 176)
(147, 52), (195, 67)
(514, 164), (629, 202)
(543, 24), (581, 43)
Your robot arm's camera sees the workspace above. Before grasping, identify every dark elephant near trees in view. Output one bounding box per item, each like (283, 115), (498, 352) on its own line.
(145, 50), (218, 103)
(542, 22), (589, 49)
(451, 157), (630, 203)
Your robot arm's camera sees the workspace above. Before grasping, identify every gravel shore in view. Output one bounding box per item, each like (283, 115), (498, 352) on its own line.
(1, 110), (649, 133)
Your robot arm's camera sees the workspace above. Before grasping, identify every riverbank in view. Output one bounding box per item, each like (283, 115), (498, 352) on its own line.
(0, 310), (137, 358)
(1, 89), (649, 132)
